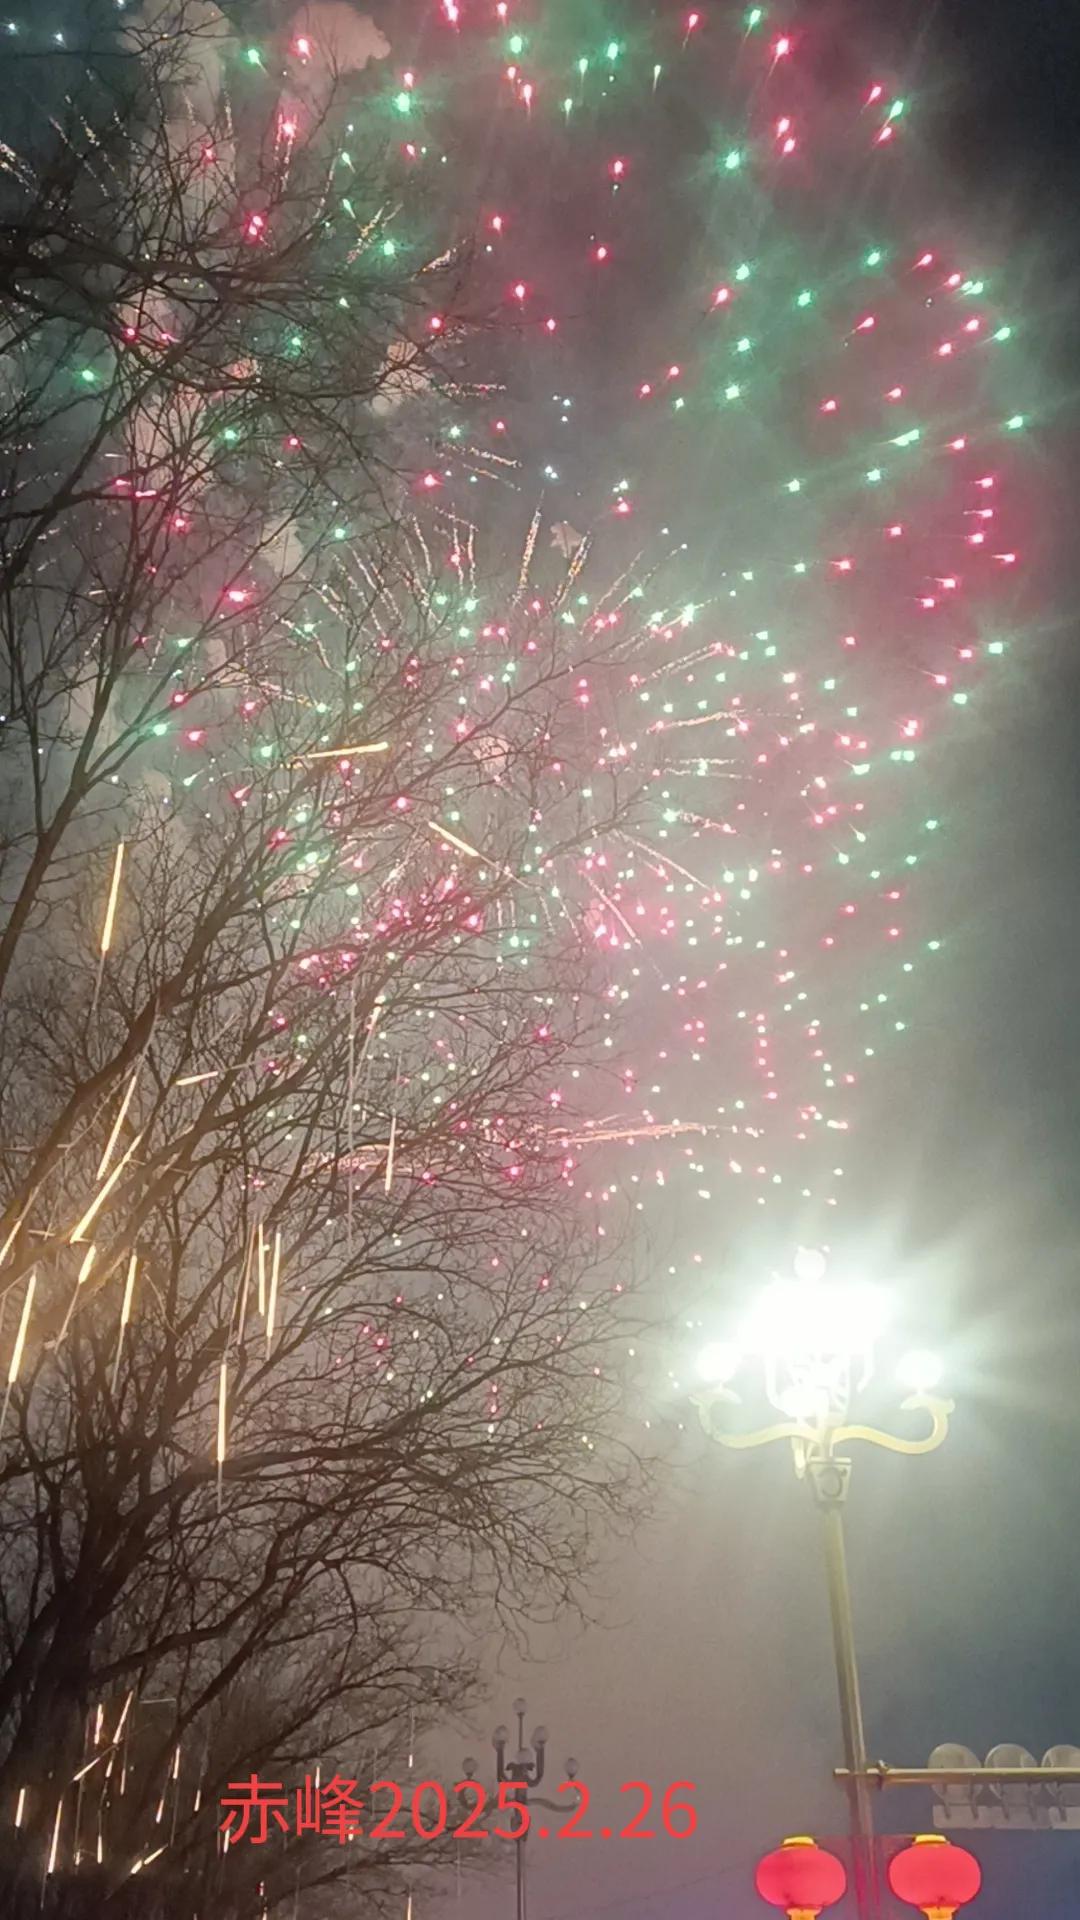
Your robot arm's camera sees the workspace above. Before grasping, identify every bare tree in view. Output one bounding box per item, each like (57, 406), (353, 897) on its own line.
(0, 12), (655, 1915)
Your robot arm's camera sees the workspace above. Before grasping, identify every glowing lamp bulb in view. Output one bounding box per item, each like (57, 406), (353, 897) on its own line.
(896, 1349), (944, 1393)
(697, 1342), (740, 1386)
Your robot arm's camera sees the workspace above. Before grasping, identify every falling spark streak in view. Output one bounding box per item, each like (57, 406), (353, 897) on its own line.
(584, 878), (641, 950)
(427, 820), (482, 859)
(234, 1224), (255, 1346)
(557, 1120), (712, 1144)
(69, 1130), (144, 1243)
(1, 1270), (36, 1432)
(516, 506), (541, 593)
(96, 1068), (140, 1179)
(346, 984), (357, 1252)
(620, 834), (716, 894)
(90, 842), (125, 1019)
(100, 843), (125, 955)
(292, 740), (390, 763)
(654, 707), (740, 731)
(256, 1220), (267, 1317)
(14, 1787), (25, 1828)
(216, 1358), (228, 1510)
(0, 1206), (28, 1270)
(266, 1231), (281, 1353)
(385, 1054), (402, 1195)
(110, 1254), (138, 1395)
(131, 1847), (166, 1875)
(46, 1796), (63, 1874)
(56, 1244), (97, 1346)
(358, 1005), (382, 1125)
(384, 1110), (398, 1195)
(553, 529), (592, 608)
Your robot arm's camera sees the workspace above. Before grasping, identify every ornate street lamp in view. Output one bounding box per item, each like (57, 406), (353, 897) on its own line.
(691, 1248), (955, 1920)
(462, 1700), (578, 1920)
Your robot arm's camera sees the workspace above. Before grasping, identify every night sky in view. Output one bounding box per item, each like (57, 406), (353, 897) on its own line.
(428, 6), (1080, 1920)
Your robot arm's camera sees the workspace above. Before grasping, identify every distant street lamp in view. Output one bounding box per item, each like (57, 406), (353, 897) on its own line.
(691, 1248), (955, 1920)
(462, 1700), (578, 1920)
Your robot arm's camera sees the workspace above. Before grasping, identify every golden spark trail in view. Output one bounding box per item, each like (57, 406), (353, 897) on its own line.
(1, 1269), (36, 1432)
(266, 1230), (281, 1353)
(427, 820), (482, 860)
(96, 1069), (140, 1179)
(69, 1130), (144, 1243)
(100, 843), (125, 955)
(110, 1254), (138, 1394)
(216, 1359), (228, 1510)
(292, 741), (390, 764)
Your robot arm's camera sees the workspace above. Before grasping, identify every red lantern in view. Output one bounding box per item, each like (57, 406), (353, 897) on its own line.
(755, 1836), (847, 1919)
(888, 1835), (982, 1919)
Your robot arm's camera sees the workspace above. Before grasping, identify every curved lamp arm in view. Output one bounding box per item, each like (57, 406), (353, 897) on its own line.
(831, 1393), (954, 1457)
(693, 1390), (954, 1460)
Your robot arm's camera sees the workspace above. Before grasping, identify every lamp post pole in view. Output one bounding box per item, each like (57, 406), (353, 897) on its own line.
(690, 1250), (954, 1920)
(464, 1700), (578, 1920)
(808, 1457), (878, 1920)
